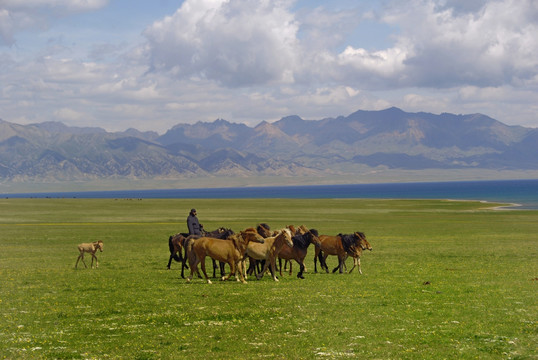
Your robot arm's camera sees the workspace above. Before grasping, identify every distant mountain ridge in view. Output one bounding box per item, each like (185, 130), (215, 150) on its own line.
(0, 107), (536, 182)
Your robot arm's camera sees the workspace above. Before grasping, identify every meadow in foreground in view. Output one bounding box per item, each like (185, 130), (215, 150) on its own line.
(0, 198), (536, 359)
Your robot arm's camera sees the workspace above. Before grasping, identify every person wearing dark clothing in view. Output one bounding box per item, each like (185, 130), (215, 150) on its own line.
(187, 208), (202, 235)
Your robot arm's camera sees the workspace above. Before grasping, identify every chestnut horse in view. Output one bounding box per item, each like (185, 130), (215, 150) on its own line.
(277, 225), (321, 279)
(245, 228), (293, 281)
(167, 227), (234, 278)
(187, 228), (264, 284)
(314, 232), (372, 274)
(75, 240), (103, 269)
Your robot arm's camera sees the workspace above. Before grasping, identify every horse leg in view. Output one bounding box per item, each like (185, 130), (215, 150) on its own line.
(246, 258), (255, 277)
(223, 261), (235, 282)
(348, 256), (356, 273)
(256, 258), (270, 280)
(79, 253), (88, 268)
(75, 253), (84, 269)
(333, 255), (345, 274)
(296, 259), (305, 279)
(234, 260), (247, 283)
(286, 261), (291, 275)
(270, 257), (279, 282)
(200, 257), (212, 284)
(187, 254), (202, 283)
(322, 253), (330, 273)
(91, 253), (98, 268)
(211, 259), (217, 278)
(342, 254), (348, 272)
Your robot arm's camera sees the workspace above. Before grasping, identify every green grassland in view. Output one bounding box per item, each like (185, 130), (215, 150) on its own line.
(0, 198), (536, 359)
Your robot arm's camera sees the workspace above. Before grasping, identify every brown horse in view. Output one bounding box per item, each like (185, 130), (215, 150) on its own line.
(187, 228), (264, 284)
(245, 228), (293, 281)
(75, 240), (103, 269)
(277, 225), (321, 279)
(314, 232), (372, 274)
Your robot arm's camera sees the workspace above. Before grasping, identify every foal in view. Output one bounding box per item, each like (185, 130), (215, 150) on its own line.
(75, 240), (104, 269)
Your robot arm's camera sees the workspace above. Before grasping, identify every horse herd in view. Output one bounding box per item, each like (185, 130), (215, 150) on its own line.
(167, 224), (372, 284)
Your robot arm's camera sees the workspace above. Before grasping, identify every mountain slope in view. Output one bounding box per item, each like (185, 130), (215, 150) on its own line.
(0, 107), (536, 182)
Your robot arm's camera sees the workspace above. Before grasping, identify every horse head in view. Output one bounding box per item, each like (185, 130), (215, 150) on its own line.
(96, 240), (104, 252)
(241, 228), (265, 244)
(286, 225), (298, 236)
(354, 232), (372, 251)
(307, 228), (321, 248)
(279, 228), (294, 248)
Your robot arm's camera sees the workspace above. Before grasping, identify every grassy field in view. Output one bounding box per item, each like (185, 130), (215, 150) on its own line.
(0, 198), (536, 359)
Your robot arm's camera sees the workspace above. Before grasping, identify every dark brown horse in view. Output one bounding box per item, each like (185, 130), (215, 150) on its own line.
(277, 225), (321, 279)
(187, 228), (264, 284)
(167, 227), (234, 278)
(314, 232), (372, 274)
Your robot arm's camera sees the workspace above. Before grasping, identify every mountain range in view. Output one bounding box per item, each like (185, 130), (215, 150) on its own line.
(1, 107), (537, 183)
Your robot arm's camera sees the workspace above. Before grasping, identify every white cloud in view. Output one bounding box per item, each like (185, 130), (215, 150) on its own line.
(382, 0), (538, 88)
(143, 0), (300, 87)
(0, 0), (109, 46)
(1, 0), (537, 132)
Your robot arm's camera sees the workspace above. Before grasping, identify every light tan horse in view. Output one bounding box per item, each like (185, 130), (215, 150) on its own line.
(245, 228), (293, 281)
(187, 228), (264, 284)
(75, 240), (103, 269)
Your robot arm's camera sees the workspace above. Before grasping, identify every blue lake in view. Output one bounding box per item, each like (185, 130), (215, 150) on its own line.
(3, 179), (538, 209)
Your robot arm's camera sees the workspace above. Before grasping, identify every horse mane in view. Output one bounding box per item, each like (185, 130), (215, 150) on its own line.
(258, 223), (270, 231)
(275, 228), (291, 239)
(257, 223), (272, 238)
(339, 233), (356, 253)
(292, 232), (311, 249)
(203, 227), (234, 239)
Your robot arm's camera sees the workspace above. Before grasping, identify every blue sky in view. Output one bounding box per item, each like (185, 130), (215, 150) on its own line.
(1, 0), (537, 133)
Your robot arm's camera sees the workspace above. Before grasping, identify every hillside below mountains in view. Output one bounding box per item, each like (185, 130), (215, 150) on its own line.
(1, 107), (537, 183)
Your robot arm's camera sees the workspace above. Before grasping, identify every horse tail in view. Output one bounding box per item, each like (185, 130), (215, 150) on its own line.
(317, 250), (325, 265)
(184, 237), (196, 266)
(169, 236), (182, 262)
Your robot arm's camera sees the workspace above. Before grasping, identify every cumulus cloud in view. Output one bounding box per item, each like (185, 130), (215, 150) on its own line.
(1, 0), (538, 131)
(143, 0), (299, 87)
(381, 0), (538, 88)
(141, 0), (538, 92)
